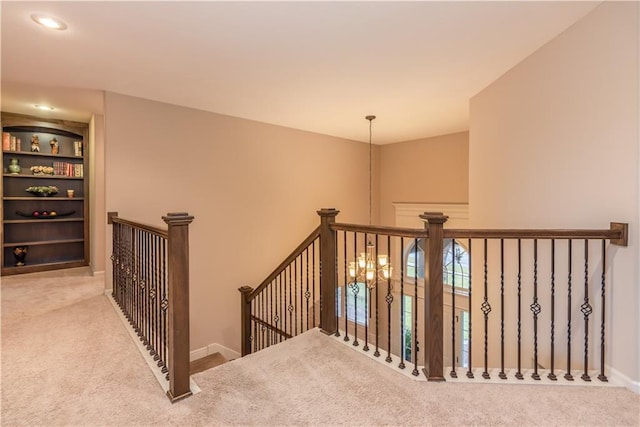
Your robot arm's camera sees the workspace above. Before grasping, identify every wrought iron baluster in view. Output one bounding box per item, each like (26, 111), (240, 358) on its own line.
(145, 231), (152, 351)
(161, 237), (168, 377)
(548, 239), (557, 381)
(499, 239), (506, 379)
(531, 239), (541, 380)
(374, 234), (380, 357)
(399, 237), (405, 370)
(294, 257), (298, 337)
(306, 247), (310, 332)
(363, 233), (370, 352)
(515, 239), (523, 380)
(336, 233), (344, 338)
(565, 239), (574, 381)
(270, 279), (273, 347)
(343, 232), (349, 341)
(278, 273), (283, 343)
(251, 296), (257, 353)
(288, 264), (293, 340)
(466, 239), (474, 379)
(581, 239), (592, 382)
(386, 235), (393, 363)
(262, 287), (266, 350)
(451, 239), (458, 378)
(598, 239), (607, 382)
(299, 254), (303, 335)
(352, 232), (359, 347)
(481, 239), (491, 379)
(312, 239), (316, 328)
(412, 238), (419, 376)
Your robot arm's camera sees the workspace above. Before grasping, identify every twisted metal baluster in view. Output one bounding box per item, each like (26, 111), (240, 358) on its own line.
(374, 234), (380, 357)
(466, 239), (474, 379)
(531, 239), (541, 380)
(499, 239), (506, 379)
(515, 239), (523, 380)
(481, 239), (491, 379)
(412, 238), (419, 376)
(344, 232), (350, 342)
(581, 240), (592, 382)
(399, 237), (406, 370)
(451, 239), (458, 378)
(565, 239), (574, 381)
(548, 239), (557, 381)
(386, 235), (393, 363)
(598, 239), (608, 382)
(363, 233), (370, 352)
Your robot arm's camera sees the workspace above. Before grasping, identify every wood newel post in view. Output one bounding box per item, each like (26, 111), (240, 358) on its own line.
(162, 212), (195, 403)
(317, 208), (339, 334)
(420, 211), (448, 381)
(239, 285), (254, 357)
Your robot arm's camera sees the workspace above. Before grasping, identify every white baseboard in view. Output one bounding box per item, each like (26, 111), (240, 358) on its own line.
(92, 270), (105, 277)
(607, 365), (640, 394)
(191, 342), (240, 362)
(104, 291), (201, 396)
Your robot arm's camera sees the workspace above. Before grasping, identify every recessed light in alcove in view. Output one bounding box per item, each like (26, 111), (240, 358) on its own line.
(31, 14), (67, 30)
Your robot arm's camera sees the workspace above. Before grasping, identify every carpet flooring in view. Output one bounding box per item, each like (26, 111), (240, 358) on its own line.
(2, 268), (639, 426)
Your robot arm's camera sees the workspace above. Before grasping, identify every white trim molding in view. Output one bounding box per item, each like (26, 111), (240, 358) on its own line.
(393, 202), (469, 229)
(191, 343), (241, 362)
(607, 365), (640, 394)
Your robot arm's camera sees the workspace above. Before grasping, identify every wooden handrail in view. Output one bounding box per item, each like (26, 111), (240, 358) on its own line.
(331, 222), (627, 246)
(248, 225), (321, 301)
(445, 222), (627, 245)
(332, 222), (430, 238)
(250, 315), (293, 339)
(108, 212), (168, 238)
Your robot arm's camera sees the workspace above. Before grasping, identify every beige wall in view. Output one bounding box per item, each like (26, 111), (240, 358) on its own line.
(104, 92), (372, 352)
(379, 132), (468, 226)
(470, 2), (639, 387)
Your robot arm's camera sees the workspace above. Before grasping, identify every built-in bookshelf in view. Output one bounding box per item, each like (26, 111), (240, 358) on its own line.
(1, 112), (89, 275)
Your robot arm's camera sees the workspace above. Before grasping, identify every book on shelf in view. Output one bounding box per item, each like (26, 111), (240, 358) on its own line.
(2, 132), (10, 151)
(53, 161), (83, 177)
(73, 141), (83, 157)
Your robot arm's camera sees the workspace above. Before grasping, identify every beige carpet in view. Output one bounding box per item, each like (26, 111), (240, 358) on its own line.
(2, 269), (639, 426)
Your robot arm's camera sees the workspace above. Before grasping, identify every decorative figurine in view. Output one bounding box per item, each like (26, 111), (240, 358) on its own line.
(13, 246), (28, 266)
(50, 138), (59, 155)
(31, 135), (40, 152)
(8, 158), (21, 174)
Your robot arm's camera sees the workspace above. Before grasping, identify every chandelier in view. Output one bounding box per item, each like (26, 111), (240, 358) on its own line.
(348, 115), (392, 289)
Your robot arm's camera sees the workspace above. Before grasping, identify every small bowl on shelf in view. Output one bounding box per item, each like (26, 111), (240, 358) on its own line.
(25, 185), (59, 197)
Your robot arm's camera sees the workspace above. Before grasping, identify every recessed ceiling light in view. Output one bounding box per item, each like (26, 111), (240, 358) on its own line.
(35, 105), (55, 111)
(31, 14), (67, 30)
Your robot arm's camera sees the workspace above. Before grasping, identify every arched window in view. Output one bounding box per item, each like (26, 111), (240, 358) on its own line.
(405, 239), (470, 292)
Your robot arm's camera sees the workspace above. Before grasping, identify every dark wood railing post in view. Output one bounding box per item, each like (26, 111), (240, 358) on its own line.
(317, 208), (339, 334)
(162, 212), (194, 403)
(239, 285), (254, 356)
(420, 212), (448, 381)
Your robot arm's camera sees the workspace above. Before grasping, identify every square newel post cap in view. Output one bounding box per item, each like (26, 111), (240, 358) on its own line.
(317, 208), (340, 218)
(419, 212), (449, 225)
(162, 212), (195, 226)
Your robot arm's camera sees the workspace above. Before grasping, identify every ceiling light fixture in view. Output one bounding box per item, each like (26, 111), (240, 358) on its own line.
(348, 115), (392, 289)
(35, 105), (55, 111)
(31, 14), (67, 30)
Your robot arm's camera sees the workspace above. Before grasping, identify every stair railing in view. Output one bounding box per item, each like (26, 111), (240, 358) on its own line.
(108, 211), (194, 402)
(242, 207), (628, 384)
(239, 220), (322, 356)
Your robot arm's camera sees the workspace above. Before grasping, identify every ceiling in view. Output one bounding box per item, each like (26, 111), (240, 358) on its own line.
(1, 1), (600, 144)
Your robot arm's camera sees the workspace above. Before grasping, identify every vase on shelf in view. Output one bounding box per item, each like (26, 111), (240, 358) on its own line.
(13, 246), (28, 266)
(8, 158), (21, 174)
